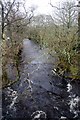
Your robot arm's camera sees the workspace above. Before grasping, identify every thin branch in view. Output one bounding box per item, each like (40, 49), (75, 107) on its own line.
(4, 0), (16, 21)
(49, 0), (77, 10)
(49, 2), (60, 10)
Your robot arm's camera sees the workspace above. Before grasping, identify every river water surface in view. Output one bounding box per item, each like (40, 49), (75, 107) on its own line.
(2, 39), (80, 120)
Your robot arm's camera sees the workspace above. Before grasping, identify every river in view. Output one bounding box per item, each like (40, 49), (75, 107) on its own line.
(2, 39), (80, 120)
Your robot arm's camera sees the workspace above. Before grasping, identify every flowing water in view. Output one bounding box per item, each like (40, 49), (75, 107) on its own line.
(2, 39), (80, 120)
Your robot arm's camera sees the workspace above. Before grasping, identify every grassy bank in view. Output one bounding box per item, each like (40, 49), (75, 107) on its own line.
(27, 24), (80, 80)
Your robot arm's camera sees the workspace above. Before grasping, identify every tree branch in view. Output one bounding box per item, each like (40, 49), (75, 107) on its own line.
(4, 0), (16, 21)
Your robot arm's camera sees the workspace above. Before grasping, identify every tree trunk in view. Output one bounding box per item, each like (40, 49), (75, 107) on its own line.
(78, 15), (80, 38)
(7, 20), (13, 46)
(77, 1), (80, 78)
(78, 1), (80, 40)
(0, 1), (4, 39)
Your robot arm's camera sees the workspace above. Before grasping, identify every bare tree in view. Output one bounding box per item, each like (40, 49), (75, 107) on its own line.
(0, 0), (35, 40)
(50, 0), (77, 29)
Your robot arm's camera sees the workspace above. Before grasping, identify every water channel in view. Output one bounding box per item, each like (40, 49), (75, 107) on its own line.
(2, 39), (80, 120)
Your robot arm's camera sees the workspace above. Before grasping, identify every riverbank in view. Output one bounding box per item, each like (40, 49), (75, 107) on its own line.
(2, 39), (80, 120)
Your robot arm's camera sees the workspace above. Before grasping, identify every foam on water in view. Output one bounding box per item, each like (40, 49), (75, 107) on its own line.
(31, 110), (47, 120)
(7, 87), (18, 110)
(67, 82), (80, 118)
